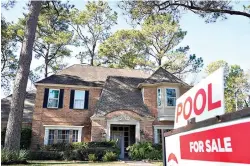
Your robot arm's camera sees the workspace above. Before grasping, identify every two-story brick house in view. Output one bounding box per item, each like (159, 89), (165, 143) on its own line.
(31, 64), (190, 158)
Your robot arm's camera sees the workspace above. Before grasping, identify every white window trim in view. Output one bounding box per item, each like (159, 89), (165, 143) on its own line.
(74, 90), (85, 109)
(44, 125), (84, 145)
(154, 125), (174, 144)
(47, 89), (60, 108)
(141, 88), (144, 102)
(165, 88), (178, 107)
(157, 88), (162, 108)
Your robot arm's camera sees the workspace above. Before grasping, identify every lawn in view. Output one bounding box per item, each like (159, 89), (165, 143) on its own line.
(2, 160), (163, 166)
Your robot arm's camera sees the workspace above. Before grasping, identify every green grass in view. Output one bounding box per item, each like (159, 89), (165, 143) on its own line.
(2, 160), (163, 166)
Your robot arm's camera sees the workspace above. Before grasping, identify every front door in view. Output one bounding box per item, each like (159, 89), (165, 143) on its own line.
(112, 131), (124, 158)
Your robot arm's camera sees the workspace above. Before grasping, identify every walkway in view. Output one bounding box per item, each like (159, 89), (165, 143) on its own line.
(124, 161), (157, 166)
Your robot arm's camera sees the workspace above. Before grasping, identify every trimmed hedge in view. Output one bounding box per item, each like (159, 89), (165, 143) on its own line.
(30, 141), (120, 161)
(29, 151), (63, 160)
(1, 128), (32, 149)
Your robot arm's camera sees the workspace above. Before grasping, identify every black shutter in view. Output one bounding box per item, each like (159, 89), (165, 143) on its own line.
(69, 90), (75, 109)
(84, 91), (89, 109)
(58, 89), (64, 108)
(43, 88), (49, 108)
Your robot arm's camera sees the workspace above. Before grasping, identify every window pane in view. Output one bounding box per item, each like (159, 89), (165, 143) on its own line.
(157, 129), (162, 143)
(74, 91), (85, 109)
(48, 130), (54, 145)
(58, 130), (70, 143)
(167, 97), (176, 106)
(74, 100), (84, 109)
(49, 90), (59, 98)
(75, 91), (85, 100)
(163, 129), (172, 133)
(157, 89), (161, 106)
(48, 99), (58, 108)
(166, 89), (176, 97)
(72, 130), (78, 142)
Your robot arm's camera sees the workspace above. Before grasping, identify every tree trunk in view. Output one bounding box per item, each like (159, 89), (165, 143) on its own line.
(90, 43), (96, 66)
(90, 54), (94, 66)
(45, 58), (48, 78)
(5, 1), (42, 151)
(45, 45), (50, 78)
(158, 58), (162, 66)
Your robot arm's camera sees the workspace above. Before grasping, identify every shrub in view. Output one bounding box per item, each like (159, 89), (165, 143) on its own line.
(35, 141), (120, 161)
(72, 142), (87, 150)
(88, 140), (118, 148)
(41, 142), (73, 151)
(28, 151), (63, 160)
(1, 149), (28, 164)
(127, 142), (162, 160)
(152, 143), (162, 151)
(63, 149), (78, 160)
(88, 154), (97, 162)
(102, 151), (118, 162)
(20, 128), (32, 149)
(76, 147), (106, 161)
(145, 149), (162, 160)
(1, 128), (32, 149)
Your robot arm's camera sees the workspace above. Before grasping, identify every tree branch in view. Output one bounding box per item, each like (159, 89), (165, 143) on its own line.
(159, 2), (250, 18)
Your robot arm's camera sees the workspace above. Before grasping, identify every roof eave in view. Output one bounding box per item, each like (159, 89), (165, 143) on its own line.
(35, 83), (103, 88)
(137, 82), (191, 88)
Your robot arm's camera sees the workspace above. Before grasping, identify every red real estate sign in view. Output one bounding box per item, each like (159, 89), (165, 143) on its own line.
(174, 68), (225, 129)
(180, 121), (250, 164)
(164, 117), (250, 166)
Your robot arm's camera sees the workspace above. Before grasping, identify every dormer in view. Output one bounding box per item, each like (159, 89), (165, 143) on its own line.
(138, 67), (191, 121)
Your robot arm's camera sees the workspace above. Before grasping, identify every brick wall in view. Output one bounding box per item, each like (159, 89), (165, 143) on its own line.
(31, 85), (102, 149)
(143, 87), (157, 117)
(31, 83), (190, 148)
(91, 118), (107, 142)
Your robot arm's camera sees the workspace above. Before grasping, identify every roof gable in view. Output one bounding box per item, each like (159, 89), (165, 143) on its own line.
(141, 67), (189, 86)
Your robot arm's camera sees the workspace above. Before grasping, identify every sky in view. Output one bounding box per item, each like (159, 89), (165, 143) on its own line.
(1, 1), (250, 97)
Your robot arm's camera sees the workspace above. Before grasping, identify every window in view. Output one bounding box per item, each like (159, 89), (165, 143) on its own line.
(58, 130), (70, 143)
(166, 88), (176, 106)
(74, 90), (85, 109)
(44, 126), (82, 145)
(157, 88), (162, 107)
(47, 89), (60, 108)
(48, 130), (54, 145)
(72, 130), (78, 142)
(155, 128), (172, 144)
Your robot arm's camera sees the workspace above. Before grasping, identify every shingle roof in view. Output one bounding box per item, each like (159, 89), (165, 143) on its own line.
(1, 91), (36, 123)
(36, 74), (103, 87)
(37, 64), (151, 87)
(94, 76), (152, 117)
(141, 67), (189, 86)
